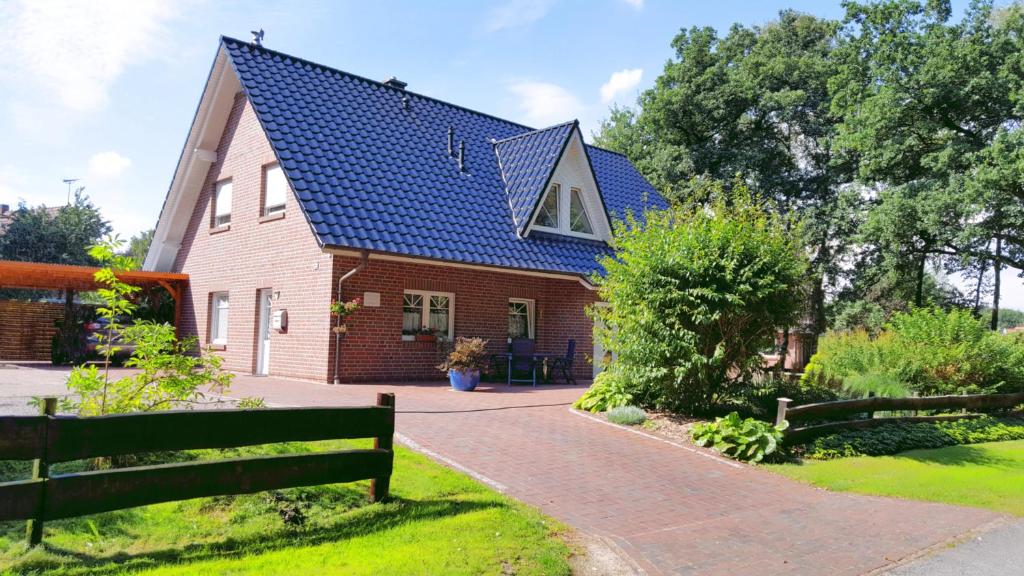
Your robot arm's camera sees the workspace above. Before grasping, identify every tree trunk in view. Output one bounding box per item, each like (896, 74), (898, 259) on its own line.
(776, 327), (791, 375)
(914, 252), (926, 307)
(991, 236), (1002, 331)
(972, 239), (991, 316)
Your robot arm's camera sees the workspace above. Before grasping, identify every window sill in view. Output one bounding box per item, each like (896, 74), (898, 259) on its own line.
(258, 211), (286, 223)
(209, 343), (226, 351)
(209, 224), (231, 235)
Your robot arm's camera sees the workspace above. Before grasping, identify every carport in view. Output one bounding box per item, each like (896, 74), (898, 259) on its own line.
(0, 260), (188, 336)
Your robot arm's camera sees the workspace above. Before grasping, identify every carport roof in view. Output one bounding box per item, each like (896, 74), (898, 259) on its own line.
(0, 260), (188, 292)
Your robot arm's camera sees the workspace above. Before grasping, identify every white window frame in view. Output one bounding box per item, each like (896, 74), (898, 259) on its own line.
(568, 186), (594, 234)
(262, 164), (287, 216)
(401, 289), (455, 341)
(210, 292), (229, 345)
(213, 179), (232, 227)
(531, 182), (599, 240)
(508, 298), (535, 340)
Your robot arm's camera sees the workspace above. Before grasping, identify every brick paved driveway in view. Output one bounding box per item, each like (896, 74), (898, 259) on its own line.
(224, 376), (1002, 576)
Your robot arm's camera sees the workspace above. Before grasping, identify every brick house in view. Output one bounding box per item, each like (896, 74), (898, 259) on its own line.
(145, 37), (667, 384)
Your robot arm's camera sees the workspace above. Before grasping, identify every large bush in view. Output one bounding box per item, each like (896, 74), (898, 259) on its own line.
(803, 307), (1024, 397)
(592, 190), (807, 414)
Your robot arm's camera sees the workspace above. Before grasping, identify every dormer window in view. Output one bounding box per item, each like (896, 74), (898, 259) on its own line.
(532, 182), (600, 239)
(569, 187), (593, 234)
(535, 184), (559, 228)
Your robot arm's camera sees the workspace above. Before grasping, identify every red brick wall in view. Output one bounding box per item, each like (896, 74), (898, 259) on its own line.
(330, 256), (597, 383)
(0, 300), (63, 360)
(173, 93), (335, 381)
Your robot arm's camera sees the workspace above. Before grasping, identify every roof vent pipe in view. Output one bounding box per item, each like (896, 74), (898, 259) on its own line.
(458, 141), (466, 172)
(447, 126), (454, 156)
(402, 95), (409, 110)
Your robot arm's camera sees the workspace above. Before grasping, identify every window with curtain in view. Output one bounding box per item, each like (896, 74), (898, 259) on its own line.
(213, 180), (232, 227)
(534, 184), (559, 228)
(508, 299), (535, 339)
(210, 292), (229, 344)
(263, 164), (287, 216)
(402, 290), (454, 340)
(569, 187), (593, 234)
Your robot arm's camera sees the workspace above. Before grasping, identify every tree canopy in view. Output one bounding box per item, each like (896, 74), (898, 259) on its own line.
(0, 191), (110, 266)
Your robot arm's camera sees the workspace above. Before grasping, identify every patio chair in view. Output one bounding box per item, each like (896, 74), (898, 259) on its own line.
(549, 339), (577, 385)
(507, 338), (538, 386)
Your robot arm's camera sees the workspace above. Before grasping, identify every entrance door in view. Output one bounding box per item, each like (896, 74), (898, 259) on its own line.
(256, 289), (272, 376)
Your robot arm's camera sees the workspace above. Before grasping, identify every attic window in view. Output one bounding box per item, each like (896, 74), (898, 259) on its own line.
(263, 164), (287, 216)
(213, 180), (232, 228)
(535, 184), (559, 228)
(569, 187), (593, 234)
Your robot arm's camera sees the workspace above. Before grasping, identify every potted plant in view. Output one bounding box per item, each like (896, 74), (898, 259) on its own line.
(437, 337), (489, 391)
(330, 297), (362, 334)
(415, 327), (437, 342)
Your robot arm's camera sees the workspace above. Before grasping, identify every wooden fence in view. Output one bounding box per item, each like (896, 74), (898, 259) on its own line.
(777, 391), (1024, 444)
(0, 393), (395, 546)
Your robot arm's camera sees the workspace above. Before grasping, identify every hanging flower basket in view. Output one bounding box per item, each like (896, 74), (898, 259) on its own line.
(332, 325), (348, 335)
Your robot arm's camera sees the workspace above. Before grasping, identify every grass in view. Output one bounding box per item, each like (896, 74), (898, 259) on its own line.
(0, 441), (571, 575)
(770, 440), (1024, 516)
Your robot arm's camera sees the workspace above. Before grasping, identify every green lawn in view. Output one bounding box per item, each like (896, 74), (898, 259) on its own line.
(0, 441), (571, 575)
(770, 440), (1024, 515)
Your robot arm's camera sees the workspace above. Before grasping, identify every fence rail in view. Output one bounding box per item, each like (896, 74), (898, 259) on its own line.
(777, 391), (1024, 444)
(0, 393), (396, 546)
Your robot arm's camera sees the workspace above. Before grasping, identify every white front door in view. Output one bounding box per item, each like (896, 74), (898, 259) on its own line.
(256, 289), (272, 376)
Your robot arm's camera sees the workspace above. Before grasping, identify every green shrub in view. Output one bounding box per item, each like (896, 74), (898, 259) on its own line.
(691, 412), (788, 462)
(592, 185), (807, 414)
(727, 372), (841, 419)
(803, 308), (1024, 398)
(801, 416), (1024, 459)
(573, 370), (633, 412)
(606, 406), (647, 426)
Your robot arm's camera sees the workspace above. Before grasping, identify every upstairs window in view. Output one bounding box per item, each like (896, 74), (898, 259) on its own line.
(263, 164), (287, 216)
(213, 180), (232, 227)
(534, 184), (559, 228)
(569, 187), (594, 234)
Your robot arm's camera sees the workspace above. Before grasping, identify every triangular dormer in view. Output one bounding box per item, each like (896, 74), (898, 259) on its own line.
(494, 121), (612, 241)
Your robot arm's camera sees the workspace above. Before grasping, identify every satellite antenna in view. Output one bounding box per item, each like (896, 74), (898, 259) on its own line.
(251, 28), (264, 46)
(62, 178), (80, 204)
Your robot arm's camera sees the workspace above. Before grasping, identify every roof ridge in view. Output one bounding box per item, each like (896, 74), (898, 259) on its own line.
(492, 120), (577, 145)
(584, 143), (630, 158)
(220, 36), (537, 135)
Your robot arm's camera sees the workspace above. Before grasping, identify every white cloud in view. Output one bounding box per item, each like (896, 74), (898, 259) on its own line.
(88, 151), (133, 179)
(0, 0), (182, 112)
(508, 81), (584, 127)
(485, 0), (555, 32)
(600, 68), (643, 104)
(621, 0), (644, 7)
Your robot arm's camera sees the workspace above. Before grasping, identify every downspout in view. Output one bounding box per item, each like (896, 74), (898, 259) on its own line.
(332, 251), (369, 385)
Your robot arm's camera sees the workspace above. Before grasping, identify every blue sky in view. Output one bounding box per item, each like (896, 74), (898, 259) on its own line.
(3, 0), (1017, 309)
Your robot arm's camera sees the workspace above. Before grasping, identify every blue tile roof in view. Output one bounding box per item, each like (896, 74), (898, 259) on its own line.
(494, 121), (575, 235)
(222, 37), (667, 277)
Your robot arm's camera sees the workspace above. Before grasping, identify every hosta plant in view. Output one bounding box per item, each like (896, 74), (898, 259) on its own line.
(690, 412), (788, 462)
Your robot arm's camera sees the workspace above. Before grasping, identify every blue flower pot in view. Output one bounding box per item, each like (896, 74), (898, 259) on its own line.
(449, 369), (480, 392)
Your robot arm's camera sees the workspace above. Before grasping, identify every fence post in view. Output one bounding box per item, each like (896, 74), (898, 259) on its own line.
(26, 397), (56, 547)
(370, 392), (395, 503)
(775, 397), (792, 428)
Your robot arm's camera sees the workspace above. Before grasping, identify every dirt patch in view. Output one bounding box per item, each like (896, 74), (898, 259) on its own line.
(567, 531), (643, 576)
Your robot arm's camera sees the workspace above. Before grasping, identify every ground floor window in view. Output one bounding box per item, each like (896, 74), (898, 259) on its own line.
(402, 290), (454, 340)
(508, 298), (535, 339)
(210, 292), (229, 345)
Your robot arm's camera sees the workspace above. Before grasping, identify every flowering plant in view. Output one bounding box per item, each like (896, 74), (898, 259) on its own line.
(330, 297), (362, 319)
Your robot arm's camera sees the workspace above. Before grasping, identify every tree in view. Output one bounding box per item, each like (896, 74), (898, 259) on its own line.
(0, 190), (110, 265)
(595, 10), (857, 334)
(592, 186), (808, 414)
(831, 0), (1024, 321)
(124, 228), (154, 267)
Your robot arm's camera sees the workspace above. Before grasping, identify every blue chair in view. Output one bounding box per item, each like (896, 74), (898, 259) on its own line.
(550, 339), (577, 385)
(507, 338), (538, 386)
